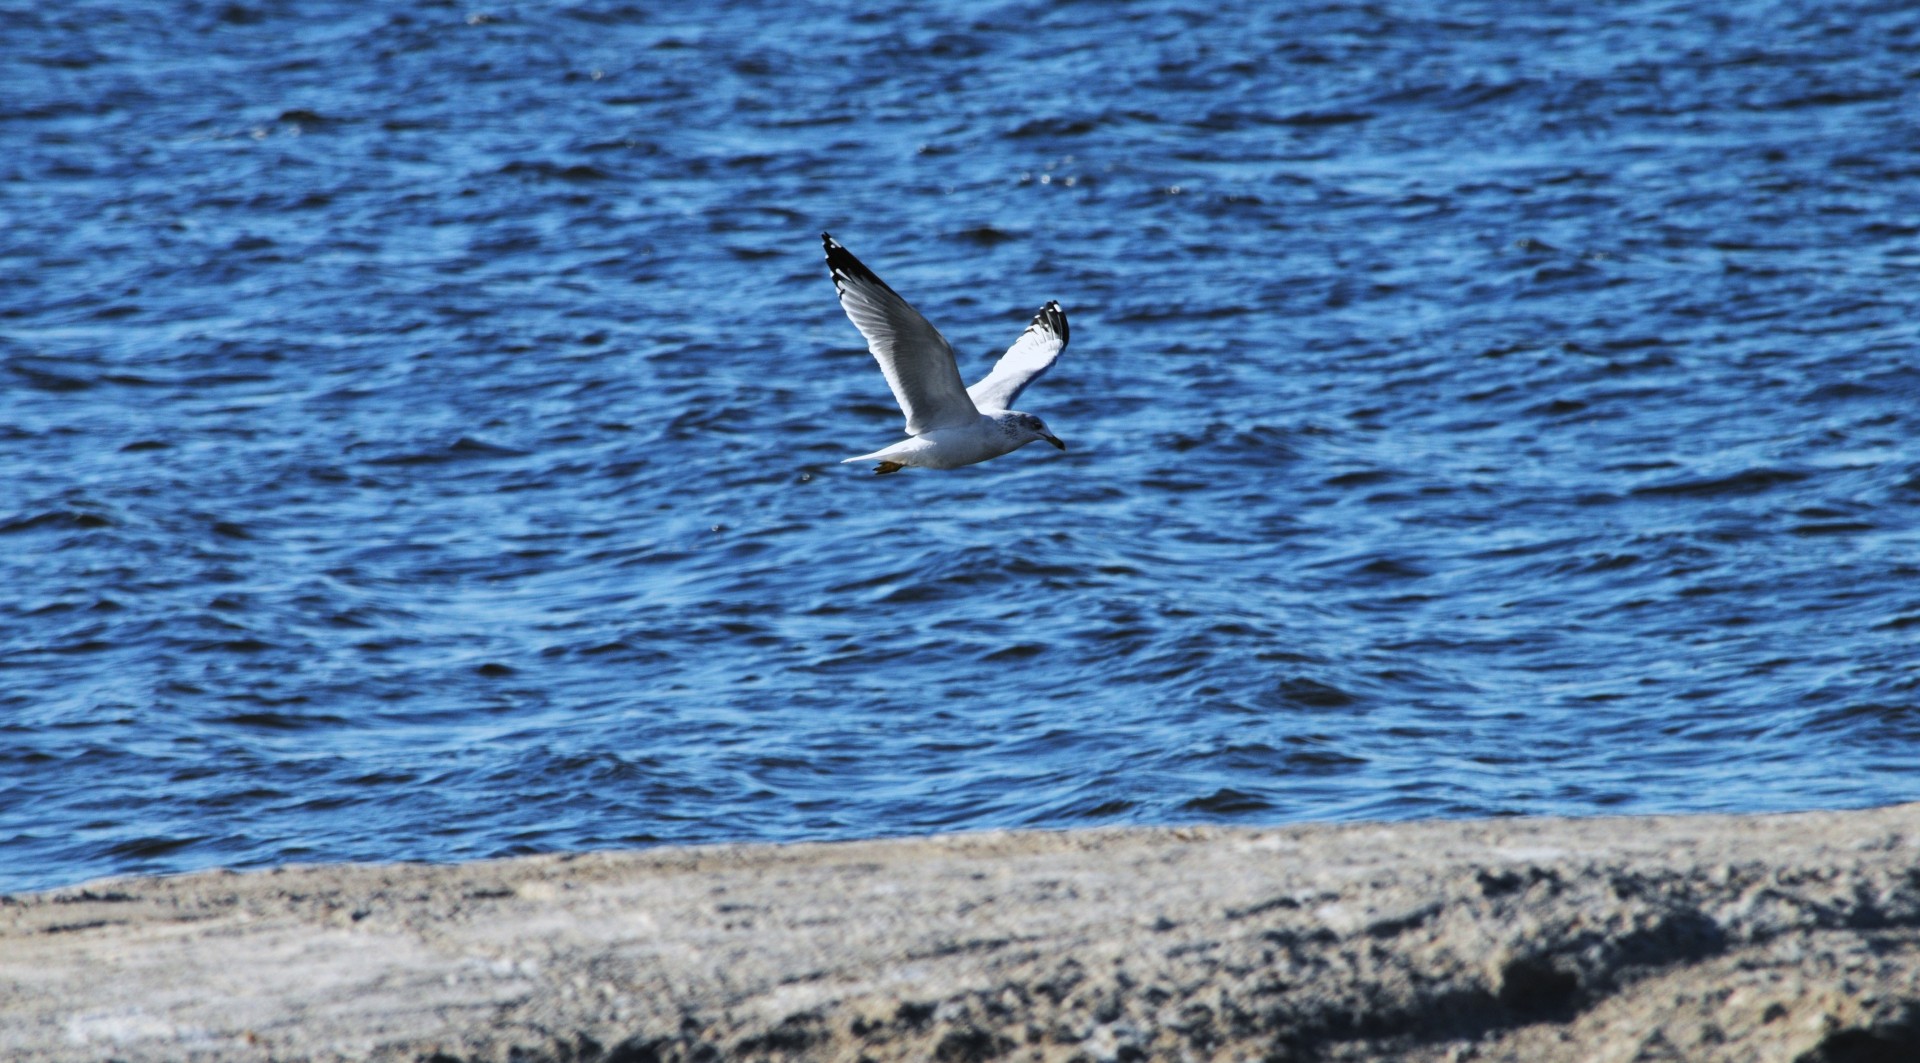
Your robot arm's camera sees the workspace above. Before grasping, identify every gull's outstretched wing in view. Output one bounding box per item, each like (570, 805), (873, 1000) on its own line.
(966, 301), (1069, 413)
(822, 233), (979, 435)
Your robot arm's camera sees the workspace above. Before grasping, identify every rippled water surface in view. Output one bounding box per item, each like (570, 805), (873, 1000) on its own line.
(4, 0), (1919, 892)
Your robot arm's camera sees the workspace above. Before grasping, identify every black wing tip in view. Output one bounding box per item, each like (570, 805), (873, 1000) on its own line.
(820, 232), (854, 287)
(1033, 300), (1069, 346)
(820, 232), (895, 296)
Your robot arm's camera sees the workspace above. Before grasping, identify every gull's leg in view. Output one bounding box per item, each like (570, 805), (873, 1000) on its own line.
(873, 462), (906, 475)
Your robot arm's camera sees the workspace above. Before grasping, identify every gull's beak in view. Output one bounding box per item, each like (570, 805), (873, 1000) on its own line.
(1043, 432), (1067, 451)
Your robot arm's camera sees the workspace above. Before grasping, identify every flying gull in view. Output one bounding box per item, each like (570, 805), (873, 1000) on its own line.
(822, 232), (1070, 474)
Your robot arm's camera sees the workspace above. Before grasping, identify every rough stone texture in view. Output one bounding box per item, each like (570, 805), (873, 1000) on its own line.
(2, 805), (1917, 1062)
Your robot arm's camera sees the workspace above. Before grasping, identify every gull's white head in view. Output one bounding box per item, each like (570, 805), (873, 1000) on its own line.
(996, 411), (1067, 452)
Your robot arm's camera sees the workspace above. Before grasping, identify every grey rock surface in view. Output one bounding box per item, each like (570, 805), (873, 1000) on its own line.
(3, 805), (1917, 1062)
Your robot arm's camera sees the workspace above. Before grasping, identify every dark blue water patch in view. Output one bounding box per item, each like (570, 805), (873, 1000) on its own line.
(2, 0), (1918, 893)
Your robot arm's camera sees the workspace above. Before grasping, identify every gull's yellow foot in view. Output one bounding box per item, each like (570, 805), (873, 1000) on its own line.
(873, 461), (906, 475)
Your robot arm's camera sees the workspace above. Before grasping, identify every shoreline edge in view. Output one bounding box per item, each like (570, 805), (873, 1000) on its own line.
(4, 804), (1918, 1061)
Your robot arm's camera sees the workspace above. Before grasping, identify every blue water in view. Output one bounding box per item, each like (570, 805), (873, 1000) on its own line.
(3, 1), (1917, 894)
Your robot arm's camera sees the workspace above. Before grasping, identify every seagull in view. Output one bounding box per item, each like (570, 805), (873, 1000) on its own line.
(822, 232), (1070, 474)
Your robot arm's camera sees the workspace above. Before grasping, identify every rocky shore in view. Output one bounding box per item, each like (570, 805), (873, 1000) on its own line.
(3, 804), (1917, 1062)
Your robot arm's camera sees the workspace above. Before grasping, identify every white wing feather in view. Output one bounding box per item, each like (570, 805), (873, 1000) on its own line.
(822, 234), (979, 435)
(966, 301), (1070, 413)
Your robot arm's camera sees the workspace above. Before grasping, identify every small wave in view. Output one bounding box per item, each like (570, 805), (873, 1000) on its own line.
(0, 510), (113, 534)
(8, 363), (95, 392)
(1274, 677), (1362, 710)
(494, 160), (614, 182)
(104, 835), (206, 859)
(1183, 788), (1273, 813)
(1274, 110), (1373, 126)
(1006, 116), (1102, 138)
(363, 437), (532, 465)
(1631, 467), (1811, 498)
